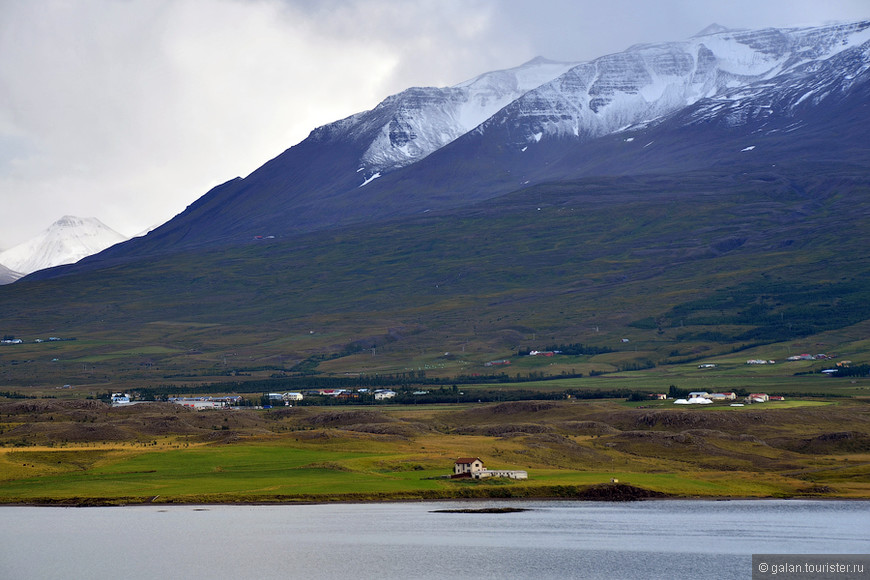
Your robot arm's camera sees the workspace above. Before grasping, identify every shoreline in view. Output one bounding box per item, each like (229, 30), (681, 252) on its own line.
(3, 483), (868, 507)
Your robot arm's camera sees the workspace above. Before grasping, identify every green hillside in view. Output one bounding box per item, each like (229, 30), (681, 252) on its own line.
(1, 165), (869, 391)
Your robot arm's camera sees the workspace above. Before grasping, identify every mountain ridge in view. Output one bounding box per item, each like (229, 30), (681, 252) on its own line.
(69, 18), (863, 259)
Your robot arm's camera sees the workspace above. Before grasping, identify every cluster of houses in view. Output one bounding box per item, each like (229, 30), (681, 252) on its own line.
(786, 353), (832, 361)
(1, 336), (71, 345)
(109, 389), (414, 411)
(452, 457), (528, 480)
(673, 391), (737, 405)
(169, 395), (243, 410)
(747, 353), (837, 365)
(258, 389), (406, 406)
(671, 391), (784, 405)
(265, 392), (304, 405)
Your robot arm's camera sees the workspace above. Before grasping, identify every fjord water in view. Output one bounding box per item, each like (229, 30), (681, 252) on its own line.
(2, 500), (867, 579)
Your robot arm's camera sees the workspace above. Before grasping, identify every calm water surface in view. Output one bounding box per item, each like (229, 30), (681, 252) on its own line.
(1, 500), (868, 579)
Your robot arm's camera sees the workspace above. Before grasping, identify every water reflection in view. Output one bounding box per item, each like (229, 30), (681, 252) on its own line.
(1, 500), (867, 579)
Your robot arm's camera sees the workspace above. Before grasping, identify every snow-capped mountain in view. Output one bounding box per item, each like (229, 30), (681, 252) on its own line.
(26, 19), (870, 276)
(0, 216), (127, 276)
(350, 57), (580, 179)
(476, 21), (870, 148)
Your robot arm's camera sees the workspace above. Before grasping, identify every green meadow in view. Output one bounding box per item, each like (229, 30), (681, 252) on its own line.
(1, 397), (868, 504)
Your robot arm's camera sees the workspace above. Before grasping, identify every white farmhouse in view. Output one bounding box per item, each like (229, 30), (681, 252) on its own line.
(454, 457), (485, 476)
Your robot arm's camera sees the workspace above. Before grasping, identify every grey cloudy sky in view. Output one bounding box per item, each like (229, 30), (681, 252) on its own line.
(0, 0), (867, 249)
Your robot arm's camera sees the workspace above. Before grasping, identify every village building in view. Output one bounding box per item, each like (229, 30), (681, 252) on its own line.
(170, 397), (227, 410)
(111, 393), (131, 405)
(485, 359), (511, 367)
(316, 389), (347, 397)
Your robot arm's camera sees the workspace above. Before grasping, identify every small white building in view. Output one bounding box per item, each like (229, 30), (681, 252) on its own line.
(688, 391), (710, 399)
(283, 392), (303, 401)
(374, 390), (396, 400)
(111, 393), (131, 405)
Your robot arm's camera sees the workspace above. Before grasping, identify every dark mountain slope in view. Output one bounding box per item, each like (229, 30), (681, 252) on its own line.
(3, 161), (869, 381)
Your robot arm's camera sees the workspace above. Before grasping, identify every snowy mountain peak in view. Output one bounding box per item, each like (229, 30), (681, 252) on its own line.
(314, 19), (870, 189)
(0, 216), (128, 276)
(478, 19), (870, 149)
(314, 56), (581, 180)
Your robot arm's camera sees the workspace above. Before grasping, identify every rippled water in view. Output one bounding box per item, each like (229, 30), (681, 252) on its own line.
(2, 500), (868, 579)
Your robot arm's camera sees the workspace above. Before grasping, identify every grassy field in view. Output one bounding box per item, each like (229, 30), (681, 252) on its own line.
(1, 397), (868, 504)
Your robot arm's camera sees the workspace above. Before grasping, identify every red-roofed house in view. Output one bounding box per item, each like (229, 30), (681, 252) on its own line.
(454, 457), (485, 477)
